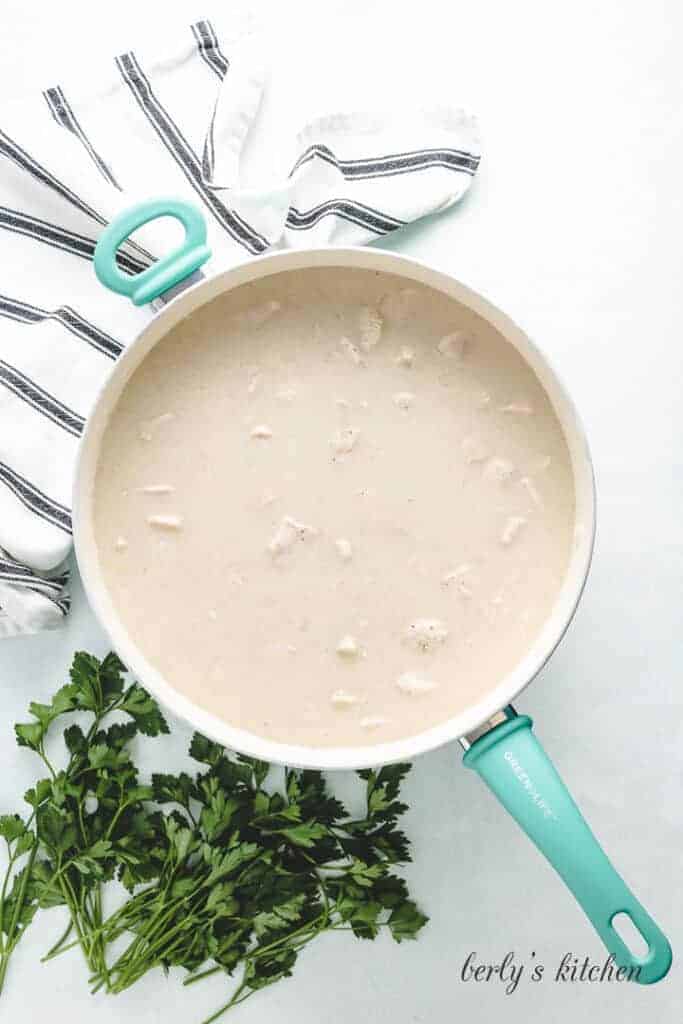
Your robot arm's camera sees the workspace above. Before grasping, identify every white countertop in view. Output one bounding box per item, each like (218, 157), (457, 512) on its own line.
(0, 0), (681, 1021)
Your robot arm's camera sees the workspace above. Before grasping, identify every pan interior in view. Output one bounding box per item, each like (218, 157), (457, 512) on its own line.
(88, 264), (578, 753)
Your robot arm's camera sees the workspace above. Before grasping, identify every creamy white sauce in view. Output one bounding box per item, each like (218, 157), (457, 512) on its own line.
(93, 268), (575, 747)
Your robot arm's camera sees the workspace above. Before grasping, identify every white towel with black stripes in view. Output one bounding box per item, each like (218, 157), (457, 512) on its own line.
(0, 18), (480, 637)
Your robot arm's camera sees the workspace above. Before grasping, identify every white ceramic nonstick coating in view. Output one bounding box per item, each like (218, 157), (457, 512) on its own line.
(73, 246), (596, 770)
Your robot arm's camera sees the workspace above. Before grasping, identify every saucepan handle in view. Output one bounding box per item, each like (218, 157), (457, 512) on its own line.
(463, 713), (672, 984)
(94, 198), (211, 306)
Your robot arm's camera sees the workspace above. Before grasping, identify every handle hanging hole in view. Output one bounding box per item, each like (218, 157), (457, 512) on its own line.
(611, 911), (650, 959)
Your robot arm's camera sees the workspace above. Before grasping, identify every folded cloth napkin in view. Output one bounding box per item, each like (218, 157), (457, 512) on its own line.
(0, 17), (480, 637)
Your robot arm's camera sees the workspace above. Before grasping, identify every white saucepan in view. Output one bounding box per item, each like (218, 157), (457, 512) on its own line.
(72, 198), (672, 984)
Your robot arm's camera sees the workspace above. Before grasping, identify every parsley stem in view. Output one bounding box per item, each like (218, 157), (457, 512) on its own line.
(104, 798), (136, 841)
(105, 899), (190, 989)
(0, 842), (37, 995)
(246, 913), (325, 963)
(36, 746), (56, 781)
(41, 935), (81, 962)
(114, 886), (211, 982)
(42, 919), (74, 961)
(201, 979), (255, 1024)
(57, 874), (89, 967)
(86, 886), (106, 980)
(0, 842), (16, 957)
(183, 965), (222, 986)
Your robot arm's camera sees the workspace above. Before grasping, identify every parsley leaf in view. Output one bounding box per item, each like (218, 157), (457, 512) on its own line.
(118, 685), (169, 736)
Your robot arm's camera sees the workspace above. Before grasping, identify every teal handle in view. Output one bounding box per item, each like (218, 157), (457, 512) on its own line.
(94, 198), (211, 305)
(464, 715), (672, 984)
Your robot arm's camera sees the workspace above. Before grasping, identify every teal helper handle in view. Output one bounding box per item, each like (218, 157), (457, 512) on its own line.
(94, 198), (211, 305)
(463, 715), (672, 984)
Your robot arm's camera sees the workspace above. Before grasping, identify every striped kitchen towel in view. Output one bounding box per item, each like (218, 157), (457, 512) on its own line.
(0, 18), (480, 637)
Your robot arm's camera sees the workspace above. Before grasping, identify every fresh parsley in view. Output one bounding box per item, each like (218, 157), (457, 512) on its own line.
(0, 652), (427, 1021)
(0, 651), (169, 993)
